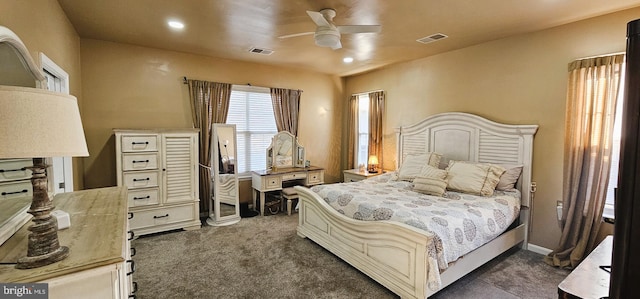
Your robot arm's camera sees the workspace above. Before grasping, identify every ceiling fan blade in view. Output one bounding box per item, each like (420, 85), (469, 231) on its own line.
(331, 40), (342, 50)
(306, 10), (331, 27)
(278, 32), (314, 39)
(337, 25), (381, 34)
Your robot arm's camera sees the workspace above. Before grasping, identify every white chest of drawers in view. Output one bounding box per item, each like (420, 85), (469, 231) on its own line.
(115, 129), (201, 236)
(0, 159), (34, 246)
(0, 187), (133, 299)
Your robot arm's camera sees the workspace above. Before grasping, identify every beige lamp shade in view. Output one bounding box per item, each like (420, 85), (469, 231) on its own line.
(368, 155), (379, 165)
(0, 85), (89, 158)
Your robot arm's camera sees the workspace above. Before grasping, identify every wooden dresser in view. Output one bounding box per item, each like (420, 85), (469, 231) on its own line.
(115, 129), (201, 236)
(557, 235), (612, 298)
(0, 187), (134, 299)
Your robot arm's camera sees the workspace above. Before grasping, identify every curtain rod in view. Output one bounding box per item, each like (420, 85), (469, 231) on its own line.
(352, 89), (384, 97)
(574, 51), (626, 61)
(183, 76), (302, 92)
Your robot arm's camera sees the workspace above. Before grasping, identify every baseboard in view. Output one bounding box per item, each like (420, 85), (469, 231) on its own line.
(527, 243), (552, 255)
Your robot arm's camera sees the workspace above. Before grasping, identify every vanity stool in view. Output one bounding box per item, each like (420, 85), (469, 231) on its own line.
(281, 187), (299, 215)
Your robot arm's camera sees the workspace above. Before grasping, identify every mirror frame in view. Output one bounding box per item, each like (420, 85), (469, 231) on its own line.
(0, 26), (47, 247)
(266, 131), (305, 170)
(206, 124), (241, 226)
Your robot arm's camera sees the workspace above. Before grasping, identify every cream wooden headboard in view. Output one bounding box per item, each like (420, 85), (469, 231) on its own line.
(396, 112), (538, 207)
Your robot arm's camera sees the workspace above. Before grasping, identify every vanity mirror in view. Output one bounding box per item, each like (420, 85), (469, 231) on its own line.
(266, 131), (305, 170)
(0, 26), (46, 246)
(206, 124), (241, 226)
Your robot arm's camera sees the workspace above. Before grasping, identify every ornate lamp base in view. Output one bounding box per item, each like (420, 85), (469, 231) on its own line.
(15, 158), (69, 269)
(16, 246), (69, 269)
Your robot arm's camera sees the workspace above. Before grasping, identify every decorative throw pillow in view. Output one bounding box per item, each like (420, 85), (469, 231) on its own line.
(397, 152), (442, 181)
(418, 164), (447, 180)
(413, 176), (448, 197)
(496, 164), (523, 191)
(445, 161), (505, 196)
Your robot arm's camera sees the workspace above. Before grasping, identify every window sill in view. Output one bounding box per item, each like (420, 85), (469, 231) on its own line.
(602, 203), (615, 223)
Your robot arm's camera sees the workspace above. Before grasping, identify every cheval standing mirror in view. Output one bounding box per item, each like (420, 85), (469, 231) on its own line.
(206, 124), (241, 226)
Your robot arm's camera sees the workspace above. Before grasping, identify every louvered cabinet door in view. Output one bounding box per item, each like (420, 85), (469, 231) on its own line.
(162, 133), (198, 204)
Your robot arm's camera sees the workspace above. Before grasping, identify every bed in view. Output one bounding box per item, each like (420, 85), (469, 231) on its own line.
(294, 112), (538, 299)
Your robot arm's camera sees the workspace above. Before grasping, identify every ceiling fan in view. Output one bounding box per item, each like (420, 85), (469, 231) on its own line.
(278, 8), (381, 50)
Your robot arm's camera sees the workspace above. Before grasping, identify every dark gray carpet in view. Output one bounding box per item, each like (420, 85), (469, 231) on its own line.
(131, 214), (569, 298)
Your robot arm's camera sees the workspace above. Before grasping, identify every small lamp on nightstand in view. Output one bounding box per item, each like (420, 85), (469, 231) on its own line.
(368, 155), (379, 173)
(0, 86), (89, 269)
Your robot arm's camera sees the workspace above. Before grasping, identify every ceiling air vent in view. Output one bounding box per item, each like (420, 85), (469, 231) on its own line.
(249, 47), (273, 55)
(416, 33), (448, 44)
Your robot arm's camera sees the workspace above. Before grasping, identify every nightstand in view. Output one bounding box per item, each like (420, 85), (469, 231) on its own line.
(343, 169), (385, 182)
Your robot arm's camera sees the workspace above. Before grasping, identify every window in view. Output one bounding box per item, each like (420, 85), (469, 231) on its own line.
(356, 94), (369, 167)
(226, 85), (277, 176)
(604, 65), (626, 219)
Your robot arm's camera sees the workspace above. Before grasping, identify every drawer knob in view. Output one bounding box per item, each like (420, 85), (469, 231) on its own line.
(132, 178), (150, 182)
(128, 212), (134, 219)
(128, 230), (135, 241)
(133, 195), (151, 200)
(131, 141), (149, 145)
(132, 160), (150, 163)
(0, 167), (27, 173)
(153, 214), (169, 219)
(130, 247), (136, 257)
(2, 189), (28, 196)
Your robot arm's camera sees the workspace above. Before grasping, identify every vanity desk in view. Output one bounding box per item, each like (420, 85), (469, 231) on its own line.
(0, 187), (133, 299)
(251, 166), (324, 216)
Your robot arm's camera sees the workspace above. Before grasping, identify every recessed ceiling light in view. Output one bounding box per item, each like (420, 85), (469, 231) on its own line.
(343, 57), (354, 63)
(168, 21), (185, 29)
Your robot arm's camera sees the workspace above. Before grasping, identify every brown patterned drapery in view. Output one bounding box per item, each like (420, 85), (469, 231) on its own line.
(545, 54), (624, 269)
(270, 88), (301, 136)
(187, 79), (232, 215)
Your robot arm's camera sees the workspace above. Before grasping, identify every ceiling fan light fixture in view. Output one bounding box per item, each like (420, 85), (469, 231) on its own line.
(315, 31), (340, 48)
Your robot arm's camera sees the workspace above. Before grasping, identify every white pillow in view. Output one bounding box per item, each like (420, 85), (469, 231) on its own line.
(496, 164), (523, 191)
(397, 153), (442, 181)
(445, 161), (505, 196)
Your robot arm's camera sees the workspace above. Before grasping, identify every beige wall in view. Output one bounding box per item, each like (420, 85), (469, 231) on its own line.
(2, 0), (633, 249)
(0, 0), (84, 189)
(80, 39), (343, 195)
(344, 8), (639, 249)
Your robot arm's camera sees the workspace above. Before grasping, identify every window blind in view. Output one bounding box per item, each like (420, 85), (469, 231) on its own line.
(226, 85), (277, 175)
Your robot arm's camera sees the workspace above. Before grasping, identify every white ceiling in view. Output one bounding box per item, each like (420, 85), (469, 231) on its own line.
(57, 0), (640, 77)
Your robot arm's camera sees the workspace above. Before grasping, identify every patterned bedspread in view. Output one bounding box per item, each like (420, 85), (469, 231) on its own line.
(309, 173), (521, 291)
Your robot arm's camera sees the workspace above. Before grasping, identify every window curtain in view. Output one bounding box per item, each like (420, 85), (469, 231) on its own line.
(368, 91), (385, 171)
(347, 95), (358, 169)
(545, 54), (624, 269)
(187, 79), (232, 214)
(270, 88), (301, 136)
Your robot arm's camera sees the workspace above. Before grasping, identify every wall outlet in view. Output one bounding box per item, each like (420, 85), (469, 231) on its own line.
(556, 201), (563, 221)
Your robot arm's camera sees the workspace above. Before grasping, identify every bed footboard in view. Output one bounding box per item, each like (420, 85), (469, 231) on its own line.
(295, 186), (431, 299)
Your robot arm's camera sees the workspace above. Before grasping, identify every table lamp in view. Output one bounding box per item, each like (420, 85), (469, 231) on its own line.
(0, 85), (89, 269)
(368, 155), (379, 173)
